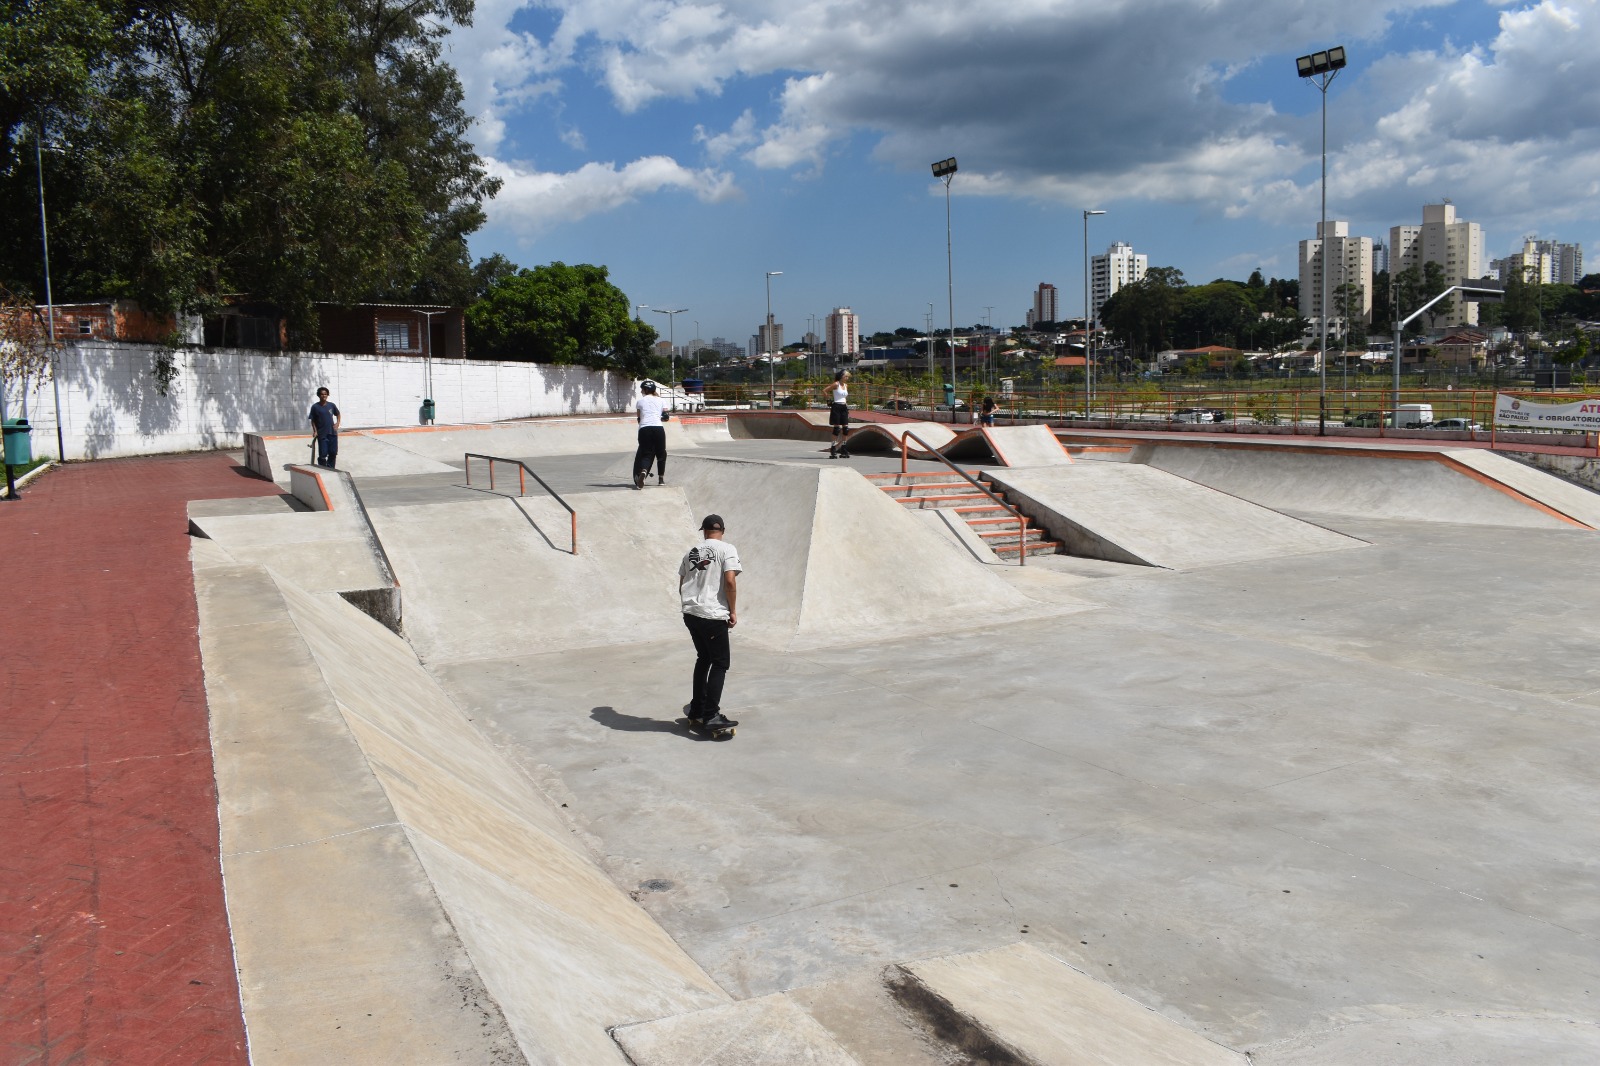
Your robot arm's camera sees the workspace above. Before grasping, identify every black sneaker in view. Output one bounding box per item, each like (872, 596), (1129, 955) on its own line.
(633, 471), (645, 490)
(702, 713), (739, 730)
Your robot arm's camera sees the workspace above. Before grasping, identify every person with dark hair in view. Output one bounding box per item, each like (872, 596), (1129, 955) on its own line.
(827, 369), (852, 458)
(679, 513), (742, 737)
(308, 387), (341, 469)
(633, 380), (668, 489)
(980, 395), (997, 427)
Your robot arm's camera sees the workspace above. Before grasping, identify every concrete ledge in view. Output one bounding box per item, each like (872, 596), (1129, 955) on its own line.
(897, 942), (1246, 1066)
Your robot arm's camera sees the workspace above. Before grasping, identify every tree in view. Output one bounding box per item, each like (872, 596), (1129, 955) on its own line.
(1102, 266), (1186, 359)
(0, 0), (499, 335)
(465, 262), (655, 371)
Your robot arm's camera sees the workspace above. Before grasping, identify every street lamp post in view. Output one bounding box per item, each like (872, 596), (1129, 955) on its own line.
(1392, 283), (1501, 420)
(1296, 45), (1348, 436)
(932, 157), (958, 421)
(651, 307), (686, 394)
(415, 309), (448, 422)
(1083, 209), (1105, 415)
(34, 124), (66, 463)
(765, 271), (782, 408)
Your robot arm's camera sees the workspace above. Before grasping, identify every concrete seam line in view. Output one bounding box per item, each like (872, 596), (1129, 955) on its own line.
(223, 821), (404, 858)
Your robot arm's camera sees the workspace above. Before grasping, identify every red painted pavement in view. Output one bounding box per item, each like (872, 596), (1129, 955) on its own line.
(2, 454), (281, 1065)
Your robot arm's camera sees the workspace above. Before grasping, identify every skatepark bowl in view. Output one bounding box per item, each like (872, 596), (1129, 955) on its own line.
(193, 413), (1600, 1064)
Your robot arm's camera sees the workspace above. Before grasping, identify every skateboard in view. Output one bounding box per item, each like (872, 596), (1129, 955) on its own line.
(679, 716), (737, 740)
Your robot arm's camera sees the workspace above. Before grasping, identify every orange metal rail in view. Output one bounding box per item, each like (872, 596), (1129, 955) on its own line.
(464, 452), (578, 554)
(898, 429), (1030, 565)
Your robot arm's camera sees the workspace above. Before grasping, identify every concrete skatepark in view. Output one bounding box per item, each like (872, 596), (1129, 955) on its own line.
(190, 413), (1600, 1064)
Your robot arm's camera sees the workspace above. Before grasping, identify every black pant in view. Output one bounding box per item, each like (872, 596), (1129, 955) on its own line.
(683, 613), (731, 718)
(635, 425), (666, 477)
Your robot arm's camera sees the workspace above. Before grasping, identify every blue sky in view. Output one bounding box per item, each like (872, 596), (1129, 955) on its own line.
(448, 0), (1600, 345)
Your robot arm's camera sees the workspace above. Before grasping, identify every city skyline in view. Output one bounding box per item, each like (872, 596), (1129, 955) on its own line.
(449, 0), (1600, 341)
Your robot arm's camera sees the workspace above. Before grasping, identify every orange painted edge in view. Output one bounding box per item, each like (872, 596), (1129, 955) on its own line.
(287, 464), (336, 511)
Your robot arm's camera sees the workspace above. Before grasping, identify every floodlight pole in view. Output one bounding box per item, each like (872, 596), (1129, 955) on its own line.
(1296, 46), (1347, 436)
(1083, 209), (1105, 415)
(933, 157), (958, 420)
(765, 271), (781, 408)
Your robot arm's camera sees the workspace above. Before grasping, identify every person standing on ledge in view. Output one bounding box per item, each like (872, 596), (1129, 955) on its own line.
(827, 369), (852, 458)
(634, 380), (668, 489)
(308, 387), (341, 469)
(679, 514), (741, 734)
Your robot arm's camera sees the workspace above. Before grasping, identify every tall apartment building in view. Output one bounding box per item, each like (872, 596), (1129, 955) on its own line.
(1298, 220), (1374, 337)
(1027, 283), (1059, 328)
(749, 321), (784, 358)
(1491, 237), (1585, 286)
(825, 307), (860, 359)
(1372, 239), (1389, 276)
(1389, 203), (1487, 327)
(1090, 243), (1147, 324)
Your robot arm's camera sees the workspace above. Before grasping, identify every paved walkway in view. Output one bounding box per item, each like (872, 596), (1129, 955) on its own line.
(1, 455), (280, 1065)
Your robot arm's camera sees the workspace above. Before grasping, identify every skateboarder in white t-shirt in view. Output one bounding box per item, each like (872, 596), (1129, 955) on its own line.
(679, 514), (742, 736)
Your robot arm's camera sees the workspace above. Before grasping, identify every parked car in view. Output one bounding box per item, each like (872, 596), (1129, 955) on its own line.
(1428, 418), (1481, 431)
(1344, 411), (1387, 428)
(937, 399), (968, 411)
(1171, 407), (1215, 423)
(880, 398), (917, 410)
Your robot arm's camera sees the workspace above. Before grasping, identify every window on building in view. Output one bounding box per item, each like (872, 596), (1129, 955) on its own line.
(78, 318), (93, 335)
(377, 319), (415, 351)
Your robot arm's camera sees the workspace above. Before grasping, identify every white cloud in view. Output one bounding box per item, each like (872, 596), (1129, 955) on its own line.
(453, 0), (1600, 244)
(485, 156), (740, 235)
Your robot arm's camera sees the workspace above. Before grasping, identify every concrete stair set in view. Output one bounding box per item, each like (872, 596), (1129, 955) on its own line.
(866, 470), (1063, 558)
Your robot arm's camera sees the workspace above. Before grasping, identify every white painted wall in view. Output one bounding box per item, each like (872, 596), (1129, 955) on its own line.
(0, 341), (637, 460)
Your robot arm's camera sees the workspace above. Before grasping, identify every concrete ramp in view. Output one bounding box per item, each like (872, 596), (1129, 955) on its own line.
(898, 943), (1246, 1066)
(988, 464), (1359, 569)
(970, 425), (1073, 466)
(668, 456), (1063, 649)
(1137, 442), (1594, 529)
(247, 431), (455, 486)
(369, 489), (692, 664)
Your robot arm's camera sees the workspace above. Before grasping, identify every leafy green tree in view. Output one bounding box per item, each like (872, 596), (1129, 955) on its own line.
(466, 262), (656, 371)
(1102, 266), (1186, 359)
(0, 0), (498, 334)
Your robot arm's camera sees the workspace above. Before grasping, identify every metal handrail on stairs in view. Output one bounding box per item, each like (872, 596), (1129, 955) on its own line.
(897, 430), (1029, 566)
(464, 452), (577, 555)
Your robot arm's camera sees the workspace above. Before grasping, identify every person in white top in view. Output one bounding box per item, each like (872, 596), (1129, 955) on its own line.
(634, 380), (668, 489)
(827, 369), (852, 459)
(678, 514), (742, 731)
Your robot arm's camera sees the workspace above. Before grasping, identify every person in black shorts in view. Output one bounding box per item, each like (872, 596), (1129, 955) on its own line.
(827, 369), (852, 458)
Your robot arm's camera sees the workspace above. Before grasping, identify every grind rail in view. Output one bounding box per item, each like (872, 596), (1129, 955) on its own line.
(898, 430), (1030, 565)
(464, 452), (578, 555)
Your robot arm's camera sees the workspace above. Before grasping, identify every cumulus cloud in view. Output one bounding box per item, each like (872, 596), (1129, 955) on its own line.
(451, 0), (1600, 240)
(485, 156), (739, 235)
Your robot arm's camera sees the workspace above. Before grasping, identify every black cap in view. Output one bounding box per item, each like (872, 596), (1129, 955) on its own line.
(640, 380), (657, 393)
(700, 514), (725, 531)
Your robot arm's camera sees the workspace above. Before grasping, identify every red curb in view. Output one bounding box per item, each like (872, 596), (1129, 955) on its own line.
(1, 454), (280, 1064)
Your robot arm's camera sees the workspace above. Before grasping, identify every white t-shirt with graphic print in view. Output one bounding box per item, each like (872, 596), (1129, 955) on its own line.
(679, 539), (742, 620)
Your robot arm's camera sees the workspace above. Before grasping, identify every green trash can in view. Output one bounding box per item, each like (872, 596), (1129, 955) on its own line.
(2, 418), (31, 465)
(421, 398), (436, 424)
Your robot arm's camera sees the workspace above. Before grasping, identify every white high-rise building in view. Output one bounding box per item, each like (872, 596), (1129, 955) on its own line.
(1389, 203), (1487, 327)
(1028, 283), (1059, 328)
(1090, 243), (1147, 324)
(1492, 237), (1584, 287)
(1298, 221), (1374, 338)
(825, 307), (859, 359)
